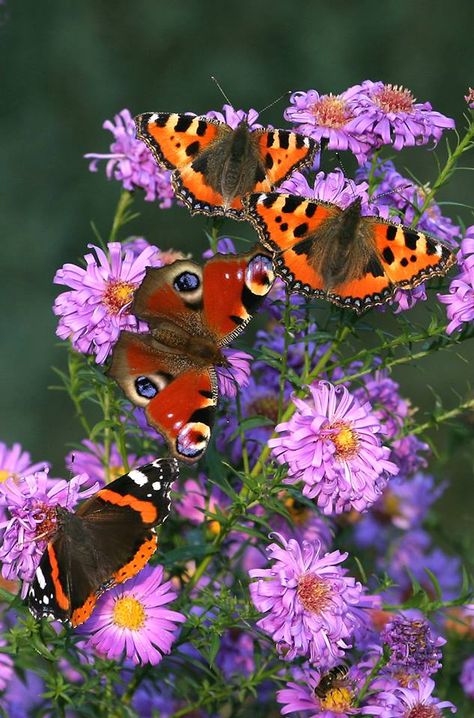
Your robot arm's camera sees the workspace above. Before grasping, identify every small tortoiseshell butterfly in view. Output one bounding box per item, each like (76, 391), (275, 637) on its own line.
(108, 250), (275, 462)
(135, 112), (318, 219)
(244, 192), (456, 312)
(28, 459), (178, 627)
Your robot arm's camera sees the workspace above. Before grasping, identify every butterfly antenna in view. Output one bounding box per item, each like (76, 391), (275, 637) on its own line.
(210, 76), (233, 106)
(257, 90), (292, 116)
(371, 184), (413, 203)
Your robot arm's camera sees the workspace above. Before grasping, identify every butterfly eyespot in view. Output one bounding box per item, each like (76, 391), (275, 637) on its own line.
(135, 376), (159, 399)
(245, 255), (275, 296)
(176, 422), (210, 459)
(174, 271), (201, 293)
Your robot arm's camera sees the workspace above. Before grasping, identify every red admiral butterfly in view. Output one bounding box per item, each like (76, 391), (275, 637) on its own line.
(28, 458), (178, 627)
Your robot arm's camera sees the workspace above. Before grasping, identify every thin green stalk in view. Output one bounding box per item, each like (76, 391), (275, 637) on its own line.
(235, 389), (250, 476)
(278, 289), (291, 419)
(354, 654), (387, 707)
(409, 397), (474, 436)
(108, 190), (135, 243)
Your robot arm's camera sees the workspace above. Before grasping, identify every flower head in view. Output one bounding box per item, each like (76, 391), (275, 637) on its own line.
(0, 471), (97, 588)
(270, 381), (398, 514)
(377, 677), (456, 717)
(0, 442), (49, 484)
(438, 226), (474, 333)
(216, 348), (252, 398)
(85, 108), (175, 206)
(81, 564), (185, 665)
(351, 81), (454, 151)
(284, 86), (373, 163)
(464, 88), (474, 110)
(53, 241), (161, 363)
(249, 534), (373, 666)
(382, 615), (445, 678)
(205, 103), (263, 130)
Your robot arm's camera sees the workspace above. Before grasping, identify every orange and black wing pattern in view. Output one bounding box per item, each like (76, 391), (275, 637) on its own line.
(254, 129), (318, 188)
(245, 192), (456, 312)
(28, 460), (178, 627)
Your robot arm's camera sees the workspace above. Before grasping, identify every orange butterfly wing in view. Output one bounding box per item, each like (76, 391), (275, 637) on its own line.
(136, 112), (221, 170)
(254, 130), (317, 189)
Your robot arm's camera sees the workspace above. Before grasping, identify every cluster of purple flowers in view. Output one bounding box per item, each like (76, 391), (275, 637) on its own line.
(2, 81), (472, 716)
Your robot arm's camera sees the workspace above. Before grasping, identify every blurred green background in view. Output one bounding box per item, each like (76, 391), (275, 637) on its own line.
(0, 1), (473, 539)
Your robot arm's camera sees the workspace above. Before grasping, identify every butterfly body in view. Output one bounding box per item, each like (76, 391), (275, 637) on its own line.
(109, 251), (275, 462)
(245, 192), (456, 312)
(135, 112), (317, 219)
(28, 459), (178, 627)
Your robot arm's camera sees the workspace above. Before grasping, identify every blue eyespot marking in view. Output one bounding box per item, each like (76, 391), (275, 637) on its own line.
(135, 376), (158, 399)
(174, 271), (200, 292)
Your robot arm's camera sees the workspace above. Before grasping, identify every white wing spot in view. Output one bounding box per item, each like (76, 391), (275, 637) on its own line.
(36, 567), (47, 589)
(43, 595), (49, 605)
(152, 481), (161, 491)
(129, 470), (148, 487)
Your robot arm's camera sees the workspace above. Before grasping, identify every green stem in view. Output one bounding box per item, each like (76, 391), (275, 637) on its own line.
(101, 385), (112, 483)
(354, 654), (387, 706)
(235, 389), (250, 476)
(278, 290), (291, 420)
(409, 397), (474, 436)
(411, 119), (474, 225)
(108, 190), (134, 243)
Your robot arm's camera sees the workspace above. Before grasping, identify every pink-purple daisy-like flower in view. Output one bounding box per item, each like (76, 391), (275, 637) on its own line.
(377, 676), (456, 717)
(205, 103), (263, 130)
(438, 226), (474, 333)
(0, 441), (49, 484)
(0, 471), (97, 589)
(53, 241), (161, 364)
(249, 533), (374, 666)
(277, 664), (380, 717)
(270, 381), (398, 515)
(80, 564), (185, 665)
(284, 86), (373, 164)
(351, 81), (455, 152)
(460, 656), (474, 699)
(85, 108), (175, 206)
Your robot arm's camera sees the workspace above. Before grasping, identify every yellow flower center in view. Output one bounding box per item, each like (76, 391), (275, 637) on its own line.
(373, 84), (415, 113)
(284, 496), (311, 526)
(34, 505), (58, 539)
(310, 95), (353, 128)
(108, 464), (126, 482)
(208, 519), (221, 535)
(0, 470), (12, 483)
(382, 490), (401, 517)
(319, 686), (353, 713)
(102, 280), (136, 314)
(113, 596), (146, 630)
(297, 573), (332, 613)
(330, 422), (359, 460)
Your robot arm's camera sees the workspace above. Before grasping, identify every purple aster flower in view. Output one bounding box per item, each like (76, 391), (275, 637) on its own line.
(353, 368), (409, 440)
(393, 284), (428, 313)
(390, 434), (429, 477)
(377, 677), (456, 717)
(270, 381), (398, 515)
(460, 656), (474, 699)
(0, 441), (49, 486)
(53, 241), (161, 363)
(0, 471), (97, 590)
(216, 348), (252, 398)
(465, 88), (474, 110)
(174, 475), (228, 536)
(277, 663), (381, 717)
(0, 670), (45, 718)
(80, 564), (185, 665)
(84, 108), (175, 206)
(65, 440), (155, 487)
(130, 680), (176, 717)
(249, 533), (373, 666)
(438, 227), (474, 333)
(382, 615), (445, 678)
(351, 81), (455, 151)
(206, 103), (263, 130)
(280, 168), (389, 219)
(284, 86), (374, 164)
